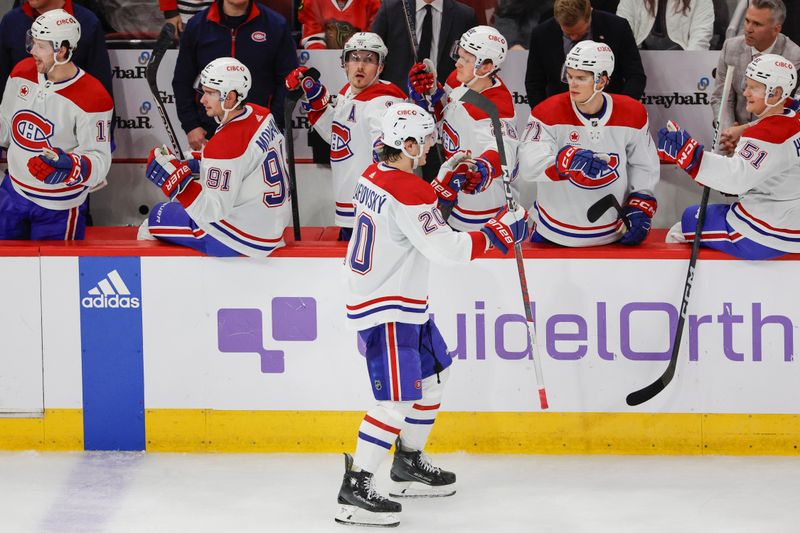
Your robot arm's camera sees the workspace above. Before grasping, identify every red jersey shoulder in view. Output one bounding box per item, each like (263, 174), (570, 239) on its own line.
(460, 81), (515, 122)
(605, 94), (648, 130)
(204, 105), (273, 159)
(743, 112), (800, 145)
(532, 93), (580, 127)
(446, 70), (460, 90)
(354, 81), (407, 102)
(366, 164), (437, 206)
(55, 70), (113, 113)
(10, 58), (39, 84)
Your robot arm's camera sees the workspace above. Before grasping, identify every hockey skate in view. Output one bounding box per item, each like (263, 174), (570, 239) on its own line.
(389, 439), (456, 498)
(335, 453), (401, 528)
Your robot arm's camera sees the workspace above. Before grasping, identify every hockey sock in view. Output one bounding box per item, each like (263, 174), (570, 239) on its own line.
(354, 401), (410, 473)
(398, 368), (449, 451)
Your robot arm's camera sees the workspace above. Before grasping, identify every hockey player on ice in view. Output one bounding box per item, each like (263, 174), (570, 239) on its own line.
(284, 32), (406, 241)
(517, 40), (660, 247)
(336, 103), (528, 528)
(139, 57), (292, 257)
(407, 25), (520, 231)
(0, 9), (112, 240)
(660, 54), (800, 260)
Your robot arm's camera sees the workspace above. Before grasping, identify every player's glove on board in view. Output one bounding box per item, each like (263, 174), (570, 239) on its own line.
(620, 192), (657, 246)
(481, 205), (529, 254)
(551, 146), (611, 187)
(146, 146), (195, 200)
(285, 66), (329, 112)
(27, 148), (91, 186)
(657, 123), (703, 177)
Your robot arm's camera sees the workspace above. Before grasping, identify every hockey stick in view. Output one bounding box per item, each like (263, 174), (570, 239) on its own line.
(283, 68), (321, 242)
(399, 0), (419, 62)
(625, 65), (735, 406)
(460, 89), (549, 410)
(146, 23), (184, 158)
(586, 193), (630, 230)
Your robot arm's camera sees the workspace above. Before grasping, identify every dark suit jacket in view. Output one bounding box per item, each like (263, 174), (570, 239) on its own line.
(524, 9), (646, 109)
(372, 0), (477, 90)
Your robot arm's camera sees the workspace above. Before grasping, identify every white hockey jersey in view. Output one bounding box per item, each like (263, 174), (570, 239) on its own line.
(0, 58), (112, 210)
(518, 92), (659, 247)
(693, 109), (800, 253)
(439, 71), (520, 231)
(345, 162), (486, 330)
(310, 80), (406, 227)
(175, 104), (292, 257)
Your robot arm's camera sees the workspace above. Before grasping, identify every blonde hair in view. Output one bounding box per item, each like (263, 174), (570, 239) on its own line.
(554, 0), (592, 27)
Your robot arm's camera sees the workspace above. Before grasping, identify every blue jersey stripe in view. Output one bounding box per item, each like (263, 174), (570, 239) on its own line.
(404, 417), (435, 425)
(209, 222), (278, 251)
(347, 303), (429, 320)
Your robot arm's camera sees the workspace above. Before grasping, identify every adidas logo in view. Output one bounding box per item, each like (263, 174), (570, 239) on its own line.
(81, 270), (141, 309)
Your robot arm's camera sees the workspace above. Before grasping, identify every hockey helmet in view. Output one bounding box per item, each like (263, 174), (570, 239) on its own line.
(562, 40), (615, 84)
(200, 57), (252, 105)
(455, 25), (507, 70)
(745, 53), (797, 100)
(27, 9), (81, 56)
(341, 32), (388, 67)
(380, 103), (436, 168)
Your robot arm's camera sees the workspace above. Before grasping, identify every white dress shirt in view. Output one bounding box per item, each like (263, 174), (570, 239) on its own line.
(416, 0), (443, 68)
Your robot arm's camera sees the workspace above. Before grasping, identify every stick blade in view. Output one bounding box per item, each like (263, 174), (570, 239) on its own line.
(625, 380), (666, 406)
(586, 194), (617, 223)
(146, 23), (176, 84)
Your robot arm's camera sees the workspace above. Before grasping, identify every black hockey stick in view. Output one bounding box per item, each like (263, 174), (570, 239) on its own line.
(146, 23), (184, 157)
(460, 89), (549, 410)
(283, 68), (321, 242)
(625, 65), (735, 406)
(586, 194), (630, 230)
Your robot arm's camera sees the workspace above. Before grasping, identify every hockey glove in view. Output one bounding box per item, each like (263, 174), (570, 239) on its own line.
(431, 150), (472, 207)
(657, 122), (703, 177)
(619, 192), (657, 246)
(146, 146), (195, 200)
(27, 148), (91, 186)
(552, 146), (611, 187)
(462, 155), (493, 194)
(480, 205), (529, 255)
(408, 60), (445, 112)
(285, 66), (329, 112)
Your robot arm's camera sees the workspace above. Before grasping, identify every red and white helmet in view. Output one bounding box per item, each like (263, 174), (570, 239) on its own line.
(200, 57), (252, 104)
(746, 53), (797, 101)
(341, 32), (388, 66)
(381, 103), (436, 168)
(457, 25), (507, 70)
(563, 40), (615, 83)
(27, 9), (81, 61)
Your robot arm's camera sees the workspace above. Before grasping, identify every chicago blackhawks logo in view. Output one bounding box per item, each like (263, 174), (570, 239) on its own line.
(330, 122), (354, 161)
(441, 120), (460, 157)
(11, 110), (54, 152)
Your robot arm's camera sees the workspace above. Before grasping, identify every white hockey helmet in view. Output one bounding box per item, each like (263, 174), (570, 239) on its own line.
(380, 103), (436, 169)
(200, 57), (252, 104)
(745, 53), (797, 101)
(456, 25), (507, 70)
(562, 40), (615, 84)
(27, 9), (81, 59)
(341, 32), (388, 67)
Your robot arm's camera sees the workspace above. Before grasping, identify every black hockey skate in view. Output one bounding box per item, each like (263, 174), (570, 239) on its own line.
(335, 453), (401, 528)
(389, 439), (456, 498)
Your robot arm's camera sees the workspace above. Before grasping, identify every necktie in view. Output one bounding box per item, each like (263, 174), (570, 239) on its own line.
(418, 4), (433, 61)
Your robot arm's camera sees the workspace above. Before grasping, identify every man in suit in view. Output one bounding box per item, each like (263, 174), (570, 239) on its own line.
(371, 0), (477, 90)
(713, 0), (800, 154)
(524, 0), (645, 109)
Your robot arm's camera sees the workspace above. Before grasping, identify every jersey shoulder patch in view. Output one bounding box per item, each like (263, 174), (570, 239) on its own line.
(743, 113), (800, 145)
(605, 94), (648, 130)
(354, 81), (407, 102)
(55, 71), (113, 113)
(532, 93), (580, 127)
(10, 57), (38, 84)
(368, 164), (437, 206)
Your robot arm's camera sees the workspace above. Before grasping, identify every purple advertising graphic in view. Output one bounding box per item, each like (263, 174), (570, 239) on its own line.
(217, 297), (317, 373)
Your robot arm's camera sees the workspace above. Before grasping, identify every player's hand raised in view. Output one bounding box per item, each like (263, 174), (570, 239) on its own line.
(285, 66), (329, 112)
(480, 205), (529, 255)
(554, 146), (611, 186)
(657, 121), (703, 177)
(145, 145), (195, 200)
(408, 59), (445, 111)
(27, 148), (90, 186)
(619, 192), (657, 245)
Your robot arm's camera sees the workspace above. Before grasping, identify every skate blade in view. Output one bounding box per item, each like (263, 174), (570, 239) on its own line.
(334, 505), (399, 528)
(389, 481), (456, 498)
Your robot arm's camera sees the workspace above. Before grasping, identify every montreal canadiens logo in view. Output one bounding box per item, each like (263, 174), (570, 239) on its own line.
(441, 120), (460, 157)
(571, 152), (622, 189)
(330, 122), (353, 161)
(11, 110), (54, 152)
(251, 31), (266, 42)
